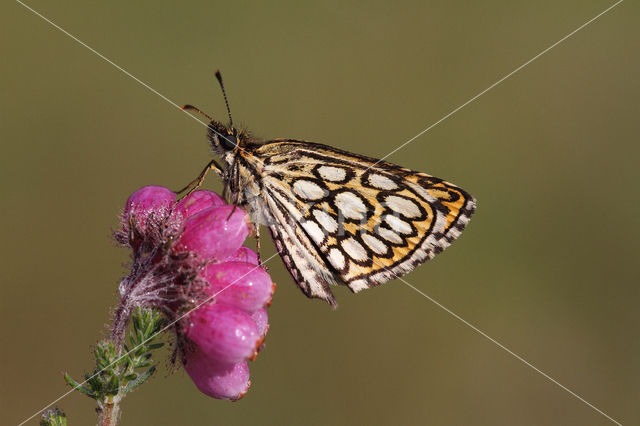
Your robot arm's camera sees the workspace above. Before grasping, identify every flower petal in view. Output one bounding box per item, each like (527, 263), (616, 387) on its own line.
(175, 190), (226, 219)
(226, 247), (260, 265)
(184, 347), (250, 400)
(124, 186), (176, 232)
(187, 303), (260, 363)
(203, 262), (274, 313)
(251, 308), (269, 337)
(174, 205), (250, 262)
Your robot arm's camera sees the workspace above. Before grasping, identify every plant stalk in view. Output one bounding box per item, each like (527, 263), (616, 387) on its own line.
(98, 397), (121, 426)
(100, 292), (130, 426)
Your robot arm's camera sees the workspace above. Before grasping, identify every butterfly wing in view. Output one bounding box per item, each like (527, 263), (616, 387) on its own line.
(252, 139), (476, 304)
(263, 195), (341, 306)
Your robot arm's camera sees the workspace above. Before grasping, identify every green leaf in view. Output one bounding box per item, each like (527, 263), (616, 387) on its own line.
(105, 374), (120, 396)
(135, 359), (153, 369)
(94, 346), (105, 364)
(123, 366), (156, 394)
(123, 373), (138, 382)
(144, 317), (155, 337)
(147, 342), (164, 350)
(115, 354), (130, 367)
(64, 373), (96, 399)
(132, 311), (141, 331)
(85, 373), (102, 392)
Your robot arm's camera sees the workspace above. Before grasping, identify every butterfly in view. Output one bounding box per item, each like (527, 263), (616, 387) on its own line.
(178, 71), (476, 307)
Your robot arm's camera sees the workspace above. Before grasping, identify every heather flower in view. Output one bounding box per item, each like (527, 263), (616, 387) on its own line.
(115, 186), (275, 401)
(124, 186), (176, 228)
(58, 186), (272, 426)
(183, 347), (251, 400)
(251, 308), (269, 337)
(173, 205), (250, 262)
(203, 262), (275, 313)
(174, 189), (225, 218)
(123, 186), (176, 250)
(186, 303), (261, 363)
(227, 247), (260, 265)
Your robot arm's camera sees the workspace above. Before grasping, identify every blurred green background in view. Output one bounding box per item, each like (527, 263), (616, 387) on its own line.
(2, 1), (638, 425)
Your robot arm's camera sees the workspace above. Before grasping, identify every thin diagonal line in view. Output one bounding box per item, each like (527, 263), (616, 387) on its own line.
(396, 275), (623, 425)
(15, 0), (247, 154)
(17, 250), (282, 426)
(364, 0), (624, 172)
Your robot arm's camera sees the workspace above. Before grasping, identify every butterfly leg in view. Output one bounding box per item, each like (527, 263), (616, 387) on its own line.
(253, 223), (269, 271)
(226, 204), (238, 220)
(174, 159), (224, 198)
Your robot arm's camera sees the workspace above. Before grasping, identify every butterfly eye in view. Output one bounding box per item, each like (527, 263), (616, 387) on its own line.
(220, 134), (238, 151)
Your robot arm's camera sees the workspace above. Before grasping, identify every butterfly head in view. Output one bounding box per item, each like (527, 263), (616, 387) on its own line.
(207, 120), (242, 161)
(208, 120), (237, 149)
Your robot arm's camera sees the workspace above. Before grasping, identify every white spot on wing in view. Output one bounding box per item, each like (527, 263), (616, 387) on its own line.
(293, 180), (326, 201)
(342, 237), (368, 261)
(302, 220), (325, 245)
(385, 195), (422, 218)
(334, 191), (367, 220)
(318, 166), (346, 182)
(328, 247), (346, 270)
(385, 215), (412, 234)
(313, 209), (338, 233)
(377, 227), (403, 244)
(368, 173), (398, 190)
(362, 233), (388, 255)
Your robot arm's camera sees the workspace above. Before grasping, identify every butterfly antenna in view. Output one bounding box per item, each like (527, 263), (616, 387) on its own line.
(215, 70), (234, 128)
(181, 104), (214, 121)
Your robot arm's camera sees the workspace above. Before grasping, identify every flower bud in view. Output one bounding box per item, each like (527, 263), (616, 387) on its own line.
(173, 205), (250, 263)
(186, 303), (260, 364)
(203, 262), (274, 313)
(184, 347), (250, 401)
(174, 190), (226, 219)
(124, 186), (176, 233)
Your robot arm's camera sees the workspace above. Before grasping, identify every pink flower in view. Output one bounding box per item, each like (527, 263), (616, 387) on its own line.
(251, 308), (270, 338)
(174, 190), (225, 218)
(123, 186), (176, 249)
(227, 247), (260, 265)
(203, 262), (274, 313)
(124, 186), (176, 228)
(186, 303), (261, 364)
(183, 347), (251, 400)
(117, 186), (274, 401)
(173, 205), (250, 263)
